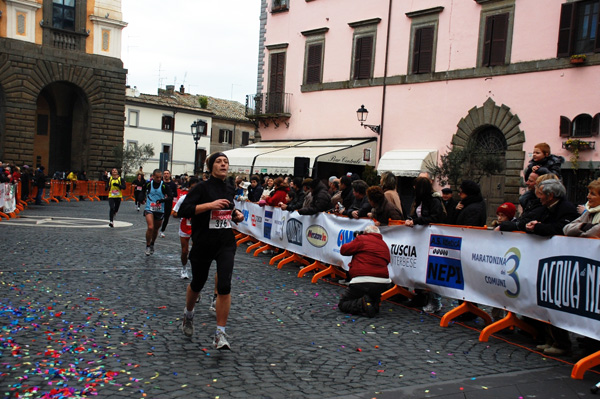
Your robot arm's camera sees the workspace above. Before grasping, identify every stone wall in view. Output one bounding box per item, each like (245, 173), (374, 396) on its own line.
(0, 37), (126, 173)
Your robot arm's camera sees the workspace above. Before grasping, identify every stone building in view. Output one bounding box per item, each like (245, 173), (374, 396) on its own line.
(0, 0), (127, 178)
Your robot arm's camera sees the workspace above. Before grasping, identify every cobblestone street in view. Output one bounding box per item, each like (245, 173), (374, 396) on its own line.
(1, 201), (598, 398)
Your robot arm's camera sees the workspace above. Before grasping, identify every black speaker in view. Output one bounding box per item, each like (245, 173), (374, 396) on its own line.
(293, 157), (310, 177)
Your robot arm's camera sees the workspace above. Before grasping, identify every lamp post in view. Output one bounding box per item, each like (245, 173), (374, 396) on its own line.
(190, 119), (206, 176)
(356, 104), (380, 134)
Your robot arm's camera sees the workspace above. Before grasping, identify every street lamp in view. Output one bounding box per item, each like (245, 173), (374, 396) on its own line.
(190, 119), (206, 175)
(356, 104), (380, 134)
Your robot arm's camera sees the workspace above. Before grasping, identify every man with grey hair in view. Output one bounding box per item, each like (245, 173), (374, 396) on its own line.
(525, 179), (578, 236)
(338, 224), (392, 318)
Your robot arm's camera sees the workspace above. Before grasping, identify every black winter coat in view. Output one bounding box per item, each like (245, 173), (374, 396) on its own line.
(298, 181), (331, 215)
(454, 193), (487, 227)
(524, 154), (564, 181)
(528, 198), (579, 236)
(410, 195), (445, 225)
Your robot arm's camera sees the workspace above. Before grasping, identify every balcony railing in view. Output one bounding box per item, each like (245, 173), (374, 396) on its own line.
(245, 92), (292, 119)
(42, 25), (88, 51)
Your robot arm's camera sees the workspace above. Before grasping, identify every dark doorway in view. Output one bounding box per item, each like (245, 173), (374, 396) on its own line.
(35, 82), (89, 174)
(471, 126), (508, 223)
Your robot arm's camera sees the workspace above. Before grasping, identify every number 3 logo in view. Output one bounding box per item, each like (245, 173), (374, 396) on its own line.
(504, 247), (521, 298)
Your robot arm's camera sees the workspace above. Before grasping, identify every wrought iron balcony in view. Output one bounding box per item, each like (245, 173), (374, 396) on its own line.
(245, 92), (292, 128)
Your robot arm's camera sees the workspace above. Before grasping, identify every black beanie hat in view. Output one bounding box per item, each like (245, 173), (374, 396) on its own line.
(459, 180), (480, 196)
(206, 152), (228, 172)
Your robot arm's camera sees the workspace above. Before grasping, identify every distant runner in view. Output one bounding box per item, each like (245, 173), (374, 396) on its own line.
(107, 168), (126, 228)
(143, 169), (172, 255)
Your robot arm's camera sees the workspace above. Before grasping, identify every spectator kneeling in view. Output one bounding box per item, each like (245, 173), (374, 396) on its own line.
(338, 225), (392, 318)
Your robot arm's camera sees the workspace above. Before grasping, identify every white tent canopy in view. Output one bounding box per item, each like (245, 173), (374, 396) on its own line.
(225, 139), (377, 175)
(377, 149), (438, 177)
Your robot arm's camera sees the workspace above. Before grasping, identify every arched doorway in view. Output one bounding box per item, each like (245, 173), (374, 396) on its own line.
(34, 82), (90, 174)
(470, 126), (508, 220)
(451, 98), (526, 223)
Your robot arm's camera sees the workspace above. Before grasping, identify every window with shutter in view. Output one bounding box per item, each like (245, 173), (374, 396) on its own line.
(242, 131), (250, 146)
(482, 13), (508, 67)
(573, 114), (593, 137)
(412, 26), (434, 74)
(560, 116), (572, 137)
(268, 52), (286, 113)
(161, 115), (173, 131)
(228, 130), (233, 144)
(305, 43), (323, 84)
(557, 3), (575, 57)
(353, 35), (373, 80)
(219, 130), (224, 143)
(557, 1), (600, 56)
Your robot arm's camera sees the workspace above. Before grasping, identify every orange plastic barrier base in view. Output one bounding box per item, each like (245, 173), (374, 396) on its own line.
(237, 235), (257, 247)
(298, 260), (328, 277)
(381, 285), (415, 301)
(571, 350), (600, 379)
(440, 301), (492, 327)
(246, 241), (264, 253)
(254, 244), (276, 257)
(0, 212), (9, 220)
(311, 265), (346, 283)
(479, 311), (537, 342)
(269, 250), (290, 265)
(277, 253), (310, 269)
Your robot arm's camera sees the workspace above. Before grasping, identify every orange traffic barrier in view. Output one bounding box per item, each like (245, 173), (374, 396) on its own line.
(440, 301), (492, 327)
(298, 260), (328, 277)
(246, 240), (264, 253)
(310, 264), (346, 283)
(123, 182), (135, 201)
(479, 311), (537, 342)
(380, 285), (415, 301)
(277, 252), (310, 269)
(572, 350), (600, 379)
(254, 243), (276, 257)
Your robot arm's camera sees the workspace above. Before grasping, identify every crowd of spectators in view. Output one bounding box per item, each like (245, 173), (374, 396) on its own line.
(225, 142), (599, 355)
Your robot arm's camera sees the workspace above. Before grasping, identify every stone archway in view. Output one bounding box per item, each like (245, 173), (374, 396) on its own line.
(451, 97), (526, 216)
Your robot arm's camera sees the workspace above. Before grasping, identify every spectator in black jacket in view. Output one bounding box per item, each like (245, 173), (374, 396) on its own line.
(453, 180), (486, 227)
(34, 166), (46, 205)
(281, 177), (304, 212)
(441, 187), (456, 223)
(247, 175), (263, 202)
(343, 180), (370, 219)
(297, 179), (331, 215)
(366, 186), (404, 226)
(525, 179), (578, 236)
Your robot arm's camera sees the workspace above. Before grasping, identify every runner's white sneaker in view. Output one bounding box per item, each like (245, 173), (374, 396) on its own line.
(182, 312), (194, 337)
(145, 246), (151, 256)
(108, 221), (114, 228)
(160, 232), (165, 238)
(180, 268), (189, 279)
(213, 330), (230, 350)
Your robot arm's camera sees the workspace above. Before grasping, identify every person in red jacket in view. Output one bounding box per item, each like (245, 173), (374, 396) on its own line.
(338, 225), (392, 317)
(264, 177), (289, 206)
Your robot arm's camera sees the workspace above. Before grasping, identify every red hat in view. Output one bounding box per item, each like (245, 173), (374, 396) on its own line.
(496, 202), (516, 219)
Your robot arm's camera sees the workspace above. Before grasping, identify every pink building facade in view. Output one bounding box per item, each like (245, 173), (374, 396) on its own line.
(246, 0), (599, 212)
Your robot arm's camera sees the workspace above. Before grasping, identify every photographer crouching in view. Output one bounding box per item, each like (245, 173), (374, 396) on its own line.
(338, 225), (392, 318)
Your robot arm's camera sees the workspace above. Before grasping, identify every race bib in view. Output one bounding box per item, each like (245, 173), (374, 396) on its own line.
(111, 189), (120, 196)
(136, 186), (142, 191)
(150, 202), (162, 212)
(210, 210), (232, 229)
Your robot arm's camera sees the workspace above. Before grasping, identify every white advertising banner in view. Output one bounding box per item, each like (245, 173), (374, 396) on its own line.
(235, 201), (600, 341)
(0, 183), (16, 213)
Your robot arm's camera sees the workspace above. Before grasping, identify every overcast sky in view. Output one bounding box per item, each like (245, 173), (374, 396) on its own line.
(121, 0), (261, 104)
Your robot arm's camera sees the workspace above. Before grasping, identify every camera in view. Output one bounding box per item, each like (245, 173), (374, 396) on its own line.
(353, 230), (364, 238)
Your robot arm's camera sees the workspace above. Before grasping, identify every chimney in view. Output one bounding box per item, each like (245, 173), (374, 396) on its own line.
(180, 85), (185, 94)
(166, 85), (175, 95)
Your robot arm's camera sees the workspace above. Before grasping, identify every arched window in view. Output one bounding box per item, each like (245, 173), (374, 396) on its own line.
(473, 126), (508, 154)
(573, 114), (593, 137)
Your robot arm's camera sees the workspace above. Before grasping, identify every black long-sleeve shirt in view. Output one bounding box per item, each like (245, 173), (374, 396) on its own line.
(178, 176), (236, 247)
